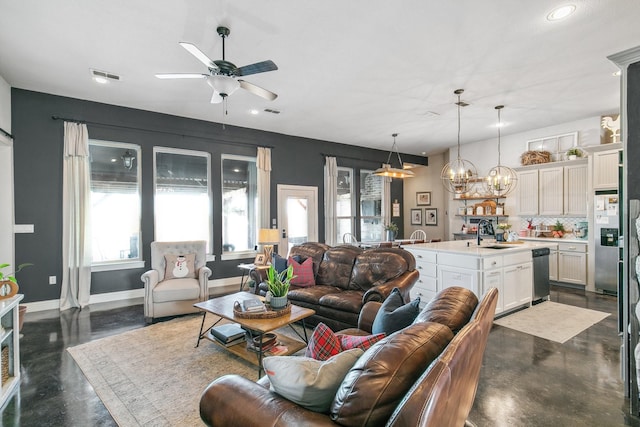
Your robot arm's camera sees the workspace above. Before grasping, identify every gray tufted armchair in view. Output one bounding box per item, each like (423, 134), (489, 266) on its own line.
(141, 241), (211, 323)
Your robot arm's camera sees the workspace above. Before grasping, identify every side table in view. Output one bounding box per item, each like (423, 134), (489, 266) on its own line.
(237, 263), (269, 292)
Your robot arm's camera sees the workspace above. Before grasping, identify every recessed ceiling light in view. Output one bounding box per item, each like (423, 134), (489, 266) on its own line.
(233, 168), (240, 173)
(94, 76), (109, 84)
(110, 158), (117, 162)
(250, 109), (259, 115)
(613, 70), (622, 77)
(547, 4), (576, 21)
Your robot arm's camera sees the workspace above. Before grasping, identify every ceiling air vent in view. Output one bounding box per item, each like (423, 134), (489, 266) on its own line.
(264, 108), (280, 114)
(90, 69), (121, 82)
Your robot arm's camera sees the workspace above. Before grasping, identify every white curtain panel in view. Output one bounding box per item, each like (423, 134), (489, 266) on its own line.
(60, 122), (92, 310)
(257, 147), (272, 229)
(324, 156), (338, 246)
(382, 176), (391, 230)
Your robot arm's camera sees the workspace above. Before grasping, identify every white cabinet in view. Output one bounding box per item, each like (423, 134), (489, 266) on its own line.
(516, 160), (587, 216)
(549, 248), (558, 281)
(408, 250), (437, 307)
(516, 170), (539, 216)
(593, 149), (620, 189)
(558, 242), (587, 285)
(563, 164), (588, 216)
(502, 257), (533, 312)
(438, 265), (479, 296)
(483, 264), (504, 315)
(0, 295), (22, 407)
(538, 167), (564, 215)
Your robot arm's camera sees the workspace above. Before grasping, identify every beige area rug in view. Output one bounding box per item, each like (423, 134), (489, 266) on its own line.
(493, 301), (610, 343)
(67, 314), (284, 427)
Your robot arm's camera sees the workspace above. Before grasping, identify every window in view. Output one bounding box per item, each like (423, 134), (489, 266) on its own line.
(222, 155), (258, 256)
(360, 170), (383, 241)
(154, 148), (212, 252)
(89, 140), (141, 265)
(336, 167), (354, 243)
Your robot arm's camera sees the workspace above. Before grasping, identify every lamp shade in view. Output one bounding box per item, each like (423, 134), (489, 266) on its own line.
(206, 75), (240, 97)
(258, 228), (280, 244)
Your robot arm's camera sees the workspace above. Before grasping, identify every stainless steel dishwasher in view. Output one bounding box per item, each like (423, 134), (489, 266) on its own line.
(532, 247), (550, 304)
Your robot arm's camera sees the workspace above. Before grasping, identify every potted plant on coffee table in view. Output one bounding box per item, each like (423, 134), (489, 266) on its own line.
(265, 264), (295, 309)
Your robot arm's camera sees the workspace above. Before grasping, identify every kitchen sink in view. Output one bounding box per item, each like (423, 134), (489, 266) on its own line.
(483, 245), (511, 250)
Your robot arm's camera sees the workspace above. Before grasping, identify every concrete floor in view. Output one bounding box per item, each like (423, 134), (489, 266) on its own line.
(2, 286), (639, 426)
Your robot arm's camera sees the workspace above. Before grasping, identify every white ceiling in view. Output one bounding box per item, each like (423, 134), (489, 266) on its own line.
(1, 1), (638, 156)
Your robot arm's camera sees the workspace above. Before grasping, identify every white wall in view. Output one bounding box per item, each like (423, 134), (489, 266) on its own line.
(0, 74), (14, 267)
(402, 153), (447, 241)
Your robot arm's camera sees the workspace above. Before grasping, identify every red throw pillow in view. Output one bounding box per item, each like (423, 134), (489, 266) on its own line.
(305, 323), (341, 361)
(306, 322), (386, 361)
(337, 333), (386, 352)
(289, 256), (315, 287)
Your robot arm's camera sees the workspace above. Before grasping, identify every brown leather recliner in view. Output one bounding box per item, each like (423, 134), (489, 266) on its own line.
(199, 287), (498, 427)
(251, 242), (419, 331)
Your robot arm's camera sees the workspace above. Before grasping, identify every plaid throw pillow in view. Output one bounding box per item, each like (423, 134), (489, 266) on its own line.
(305, 323), (341, 361)
(305, 322), (386, 361)
(289, 256), (315, 287)
(337, 333), (386, 352)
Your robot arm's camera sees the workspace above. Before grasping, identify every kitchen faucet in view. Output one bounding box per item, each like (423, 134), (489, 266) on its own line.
(477, 219), (491, 246)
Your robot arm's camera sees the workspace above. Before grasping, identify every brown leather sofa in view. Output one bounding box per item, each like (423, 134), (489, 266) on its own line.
(251, 242), (419, 331)
(200, 286), (499, 427)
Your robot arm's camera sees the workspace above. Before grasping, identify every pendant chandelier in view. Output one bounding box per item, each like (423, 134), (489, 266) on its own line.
(440, 89), (478, 194)
(483, 105), (518, 197)
(373, 133), (415, 179)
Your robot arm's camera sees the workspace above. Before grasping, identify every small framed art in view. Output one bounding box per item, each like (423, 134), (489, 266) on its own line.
(254, 253), (267, 266)
(411, 208), (423, 225)
(416, 192), (431, 206)
(425, 208), (438, 226)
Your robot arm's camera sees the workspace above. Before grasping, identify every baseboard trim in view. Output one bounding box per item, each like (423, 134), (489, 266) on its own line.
(23, 276), (244, 313)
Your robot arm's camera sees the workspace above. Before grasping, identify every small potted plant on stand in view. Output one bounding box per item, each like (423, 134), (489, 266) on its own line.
(384, 222), (399, 242)
(496, 223), (511, 242)
(265, 264), (294, 309)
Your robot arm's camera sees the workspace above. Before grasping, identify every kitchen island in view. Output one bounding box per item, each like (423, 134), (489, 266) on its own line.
(403, 240), (558, 316)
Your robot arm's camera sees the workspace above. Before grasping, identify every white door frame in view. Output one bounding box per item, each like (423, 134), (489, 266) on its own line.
(277, 184), (318, 254)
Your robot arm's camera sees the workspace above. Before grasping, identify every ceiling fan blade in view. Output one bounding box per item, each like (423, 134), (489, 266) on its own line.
(155, 73), (208, 79)
(235, 60), (278, 77)
(179, 42), (219, 71)
(238, 80), (278, 101)
(210, 91), (223, 104)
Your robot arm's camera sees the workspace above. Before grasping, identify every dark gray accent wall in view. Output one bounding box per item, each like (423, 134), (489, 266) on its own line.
(628, 62), (640, 200)
(11, 89), (426, 303)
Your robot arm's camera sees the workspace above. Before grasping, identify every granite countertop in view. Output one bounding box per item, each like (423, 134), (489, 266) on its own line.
(407, 239), (558, 256)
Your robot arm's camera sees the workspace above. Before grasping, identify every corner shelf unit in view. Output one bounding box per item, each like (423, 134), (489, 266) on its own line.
(0, 294), (23, 409)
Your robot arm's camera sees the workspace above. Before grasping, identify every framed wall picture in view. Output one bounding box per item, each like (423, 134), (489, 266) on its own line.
(425, 208), (438, 226)
(410, 208), (423, 225)
(254, 253), (267, 266)
(416, 192), (431, 206)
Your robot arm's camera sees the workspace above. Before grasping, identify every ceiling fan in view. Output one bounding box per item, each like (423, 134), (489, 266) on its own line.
(155, 26), (278, 104)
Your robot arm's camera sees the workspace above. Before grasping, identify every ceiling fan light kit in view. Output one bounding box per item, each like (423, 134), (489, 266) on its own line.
(155, 26), (278, 108)
(440, 89), (478, 194)
(374, 133), (415, 179)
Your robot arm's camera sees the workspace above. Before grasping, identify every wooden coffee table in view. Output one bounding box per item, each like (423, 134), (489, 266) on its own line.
(194, 291), (315, 377)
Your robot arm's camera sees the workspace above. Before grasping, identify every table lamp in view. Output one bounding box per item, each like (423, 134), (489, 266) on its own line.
(258, 228), (280, 263)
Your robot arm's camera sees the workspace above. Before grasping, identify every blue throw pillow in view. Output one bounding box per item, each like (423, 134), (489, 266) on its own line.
(371, 288), (420, 335)
(272, 254), (288, 273)
(272, 254), (302, 273)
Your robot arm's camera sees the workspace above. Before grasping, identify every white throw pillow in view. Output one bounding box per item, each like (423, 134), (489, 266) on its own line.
(263, 348), (363, 413)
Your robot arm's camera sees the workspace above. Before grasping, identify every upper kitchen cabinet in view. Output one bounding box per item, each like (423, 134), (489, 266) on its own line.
(516, 159), (587, 216)
(590, 143), (622, 190)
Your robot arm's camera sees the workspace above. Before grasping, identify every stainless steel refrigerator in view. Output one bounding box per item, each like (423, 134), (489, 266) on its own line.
(594, 190), (619, 294)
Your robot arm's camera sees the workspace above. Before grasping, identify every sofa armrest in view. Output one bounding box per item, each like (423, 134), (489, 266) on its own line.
(200, 375), (335, 427)
(357, 301), (382, 332)
(198, 266), (212, 300)
(249, 268), (268, 294)
(141, 269), (159, 290)
(362, 269), (419, 304)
